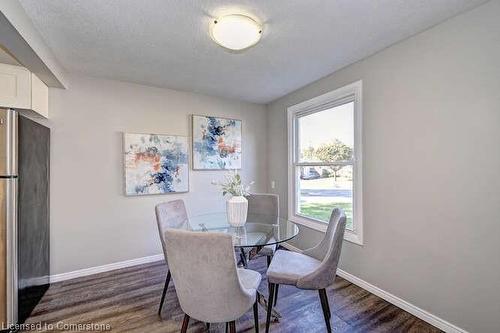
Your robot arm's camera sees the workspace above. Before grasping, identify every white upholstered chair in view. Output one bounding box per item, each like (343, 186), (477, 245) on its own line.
(242, 194), (280, 306)
(265, 208), (347, 333)
(155, 199), (191, 316)
(164, 229), (262, 333)
(243, 194), (279, 266)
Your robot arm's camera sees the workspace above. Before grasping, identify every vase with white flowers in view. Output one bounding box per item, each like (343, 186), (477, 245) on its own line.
(212, 171), (254, 227)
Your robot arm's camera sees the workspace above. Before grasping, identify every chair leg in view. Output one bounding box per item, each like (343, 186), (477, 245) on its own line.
(266, 255), (273, 296)
(206, 322), (210, 331)
(253, 298), (259, 333)
(318, 289), (332, 333)
(158, 270), (171, 315)
(273, 284), (279, 307)
(225, 322), (229, 333)
(239, 253), (247, 268)
(319, 288), (331, 319)
(181, 314), (190, 333)
(229, 321), (236, 333)
(240, 248), (248, 268)
(265, 283), (276, 333)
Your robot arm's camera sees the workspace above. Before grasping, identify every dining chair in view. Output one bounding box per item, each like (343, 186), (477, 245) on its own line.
(243, 193), (279, 267)
(265, 208), (346, 333)
(164, 229), (262, 333)
(243, 194), (280, 307)
(155, 199), (191, 316)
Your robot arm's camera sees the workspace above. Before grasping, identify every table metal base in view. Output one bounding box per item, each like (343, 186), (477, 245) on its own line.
(238, 248), (282, 322)
(257, 292), (281, 322)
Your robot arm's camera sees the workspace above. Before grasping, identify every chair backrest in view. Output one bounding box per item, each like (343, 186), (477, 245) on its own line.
(298, 208), (346, 290)
(164, 229), (255, 323)
(246, 193), (279, 224)
(155, 200), (190, 257)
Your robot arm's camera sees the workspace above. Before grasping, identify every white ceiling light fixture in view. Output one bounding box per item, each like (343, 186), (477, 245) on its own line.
(210, 14), (262, 51)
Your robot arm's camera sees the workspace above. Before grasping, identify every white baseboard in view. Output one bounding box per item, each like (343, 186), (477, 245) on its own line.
(281, 242), (467, 333)
(49, 254), (164, 283)
(280, 242), (303, 253)
(19, 276), (50, 289)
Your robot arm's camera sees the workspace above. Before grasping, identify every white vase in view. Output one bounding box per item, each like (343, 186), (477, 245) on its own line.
(226, 196), (248, 227)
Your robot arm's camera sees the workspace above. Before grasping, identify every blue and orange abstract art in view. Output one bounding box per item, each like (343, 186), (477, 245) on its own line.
(124, 133), (189, 195)
(192, 115), (242, 170)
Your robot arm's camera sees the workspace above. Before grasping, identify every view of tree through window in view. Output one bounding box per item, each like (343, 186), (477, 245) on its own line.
(297, 102), (354, 230)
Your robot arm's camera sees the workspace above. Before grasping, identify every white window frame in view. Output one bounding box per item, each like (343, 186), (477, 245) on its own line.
(287, 80), (363, 245)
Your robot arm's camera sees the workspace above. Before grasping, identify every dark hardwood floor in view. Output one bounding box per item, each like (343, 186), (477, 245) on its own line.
(24, 256), (442, 332)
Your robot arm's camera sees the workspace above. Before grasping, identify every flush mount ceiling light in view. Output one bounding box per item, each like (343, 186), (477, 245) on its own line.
(210, 14), (262, 51)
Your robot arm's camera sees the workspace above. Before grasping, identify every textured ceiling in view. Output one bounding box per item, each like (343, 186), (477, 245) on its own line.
(18, 0), (489, 104)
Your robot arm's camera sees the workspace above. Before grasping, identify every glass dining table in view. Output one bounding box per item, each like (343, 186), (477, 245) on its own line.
(189, 212), (299, 247)
(188, 212), (300, 320)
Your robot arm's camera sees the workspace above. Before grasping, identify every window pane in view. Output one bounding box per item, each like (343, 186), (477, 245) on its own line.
(298, 102), (354, 163)
(298, 165), (353, 230)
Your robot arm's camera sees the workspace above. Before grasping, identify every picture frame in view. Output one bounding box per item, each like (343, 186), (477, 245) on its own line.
(123, 133), (189, 195)
(192, 115), (242, 170)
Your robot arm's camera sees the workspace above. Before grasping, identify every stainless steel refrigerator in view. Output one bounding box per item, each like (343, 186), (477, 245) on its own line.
(0, 108), (50, 329)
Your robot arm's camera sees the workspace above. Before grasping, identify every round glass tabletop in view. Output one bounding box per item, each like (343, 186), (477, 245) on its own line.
(188, 213), (299, 248)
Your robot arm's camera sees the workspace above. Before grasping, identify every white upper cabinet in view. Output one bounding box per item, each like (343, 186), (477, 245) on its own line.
(0, 63), (49, 118)
(30, 72), (49, 118)
(0, 63), (31, 109)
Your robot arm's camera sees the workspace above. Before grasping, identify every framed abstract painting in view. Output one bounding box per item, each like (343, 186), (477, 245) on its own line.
(123, 133), (189, 195)
(192, 115), (242, 170)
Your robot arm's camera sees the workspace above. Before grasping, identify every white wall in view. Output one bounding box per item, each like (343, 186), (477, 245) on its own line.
(46, 74), (268, 275)
(267, 2), (500, 333)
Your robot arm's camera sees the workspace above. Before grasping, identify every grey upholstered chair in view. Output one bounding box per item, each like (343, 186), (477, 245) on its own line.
(164, 229), (262, 333)
(242, 194), (279, 267)
(155, 199), (191, 316)
(265, 208), (346, 333)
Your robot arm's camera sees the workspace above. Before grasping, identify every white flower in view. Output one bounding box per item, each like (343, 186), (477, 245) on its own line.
(211, 171), (253, 197)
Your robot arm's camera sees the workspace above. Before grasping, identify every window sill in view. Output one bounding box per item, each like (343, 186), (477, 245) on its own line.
(289, 215), (363, 246)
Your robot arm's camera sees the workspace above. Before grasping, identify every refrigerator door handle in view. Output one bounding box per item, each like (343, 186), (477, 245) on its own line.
(0, 109), (18, 177)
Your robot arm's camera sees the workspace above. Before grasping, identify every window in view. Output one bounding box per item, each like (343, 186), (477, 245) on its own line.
(287, 81), (363, 245)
